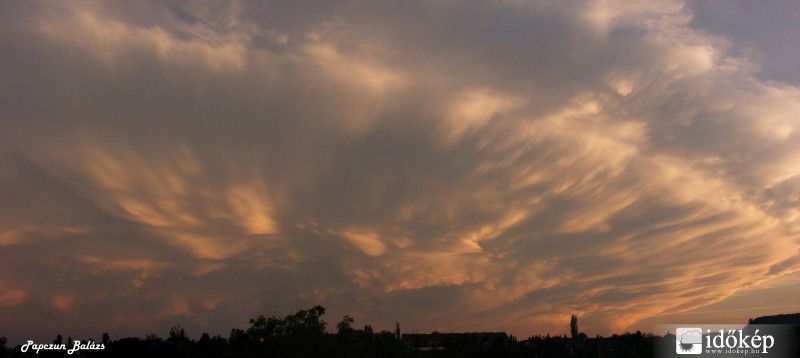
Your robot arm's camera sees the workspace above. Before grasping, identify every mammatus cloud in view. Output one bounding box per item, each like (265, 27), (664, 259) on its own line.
(1, 0), (798, 342)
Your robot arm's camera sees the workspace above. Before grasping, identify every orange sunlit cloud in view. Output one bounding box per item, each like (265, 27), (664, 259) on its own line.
(1, 0), (799, 344)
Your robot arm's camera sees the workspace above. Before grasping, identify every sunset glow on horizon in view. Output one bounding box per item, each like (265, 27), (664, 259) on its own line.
(1, 0), (800, 345)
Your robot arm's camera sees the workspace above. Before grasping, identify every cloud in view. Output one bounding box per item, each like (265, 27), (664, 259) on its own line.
(0, 281), (27, 306)
(1, 0), (799, 342)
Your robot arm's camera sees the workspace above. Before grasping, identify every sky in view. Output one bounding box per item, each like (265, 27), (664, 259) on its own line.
(1, 0), (799, 344)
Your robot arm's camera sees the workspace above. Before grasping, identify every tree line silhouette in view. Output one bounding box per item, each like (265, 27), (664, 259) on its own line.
(1, 307), (797, 357)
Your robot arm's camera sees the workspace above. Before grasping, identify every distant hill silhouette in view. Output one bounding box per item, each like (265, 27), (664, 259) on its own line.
(748, 313), (800, 325)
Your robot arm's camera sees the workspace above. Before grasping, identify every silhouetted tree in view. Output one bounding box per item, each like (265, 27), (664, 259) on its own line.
(197, 332), (227, 358)
(570, 315), (579, 340)
(373, 330), (408, 358)
(364, 325), (375, 349)
(334, 315), (365, 357)
(165, 324), (194, 357)
(168, 325), (188, 342)
(337, 315), (355, 333)
(228, 328), (252, 357)
(247, 305), (327, 357)
(144, 333), (161, 341)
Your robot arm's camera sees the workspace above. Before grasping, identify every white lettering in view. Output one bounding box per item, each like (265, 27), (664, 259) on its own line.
(18, 341), (71, 354)
(68, 340), (82, 355)
(737, 330), (751, 348)
(712, 330), (724, 347)
(763, 335), (774, 353)
(725, 333), (738, 348)
(751, 331), (762, 348)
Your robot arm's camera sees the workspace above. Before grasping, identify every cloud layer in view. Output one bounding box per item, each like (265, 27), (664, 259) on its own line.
(1, 0), (799, 342)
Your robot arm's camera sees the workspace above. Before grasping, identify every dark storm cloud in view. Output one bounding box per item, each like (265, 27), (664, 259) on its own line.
(1, 0), (799, 343)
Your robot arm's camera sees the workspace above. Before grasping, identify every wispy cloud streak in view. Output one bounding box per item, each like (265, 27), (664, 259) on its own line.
(1, 0), (798, 341)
